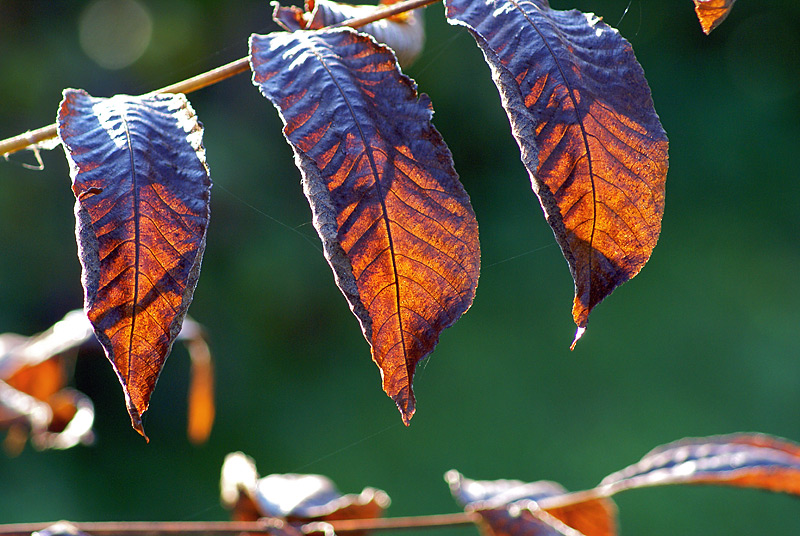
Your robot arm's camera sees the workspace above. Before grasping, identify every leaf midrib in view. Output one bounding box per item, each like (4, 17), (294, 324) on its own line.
(509, 0), (598, 300)
(121, 109), (140, 380)
(308, 37), (411, 383)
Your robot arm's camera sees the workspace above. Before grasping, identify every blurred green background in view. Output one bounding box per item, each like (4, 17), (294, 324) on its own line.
(1, 0), (799, 534)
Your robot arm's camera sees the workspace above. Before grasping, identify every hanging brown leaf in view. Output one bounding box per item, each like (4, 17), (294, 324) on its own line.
(693, 0), (737, 34)
(250, 29), (480, 423)
(221, 452), (389, 536)
(57, 89), (212, 439)
(445, 0), (668, 347)
(272, 0), (425, 67)
(446, 471), (617, 536)
(177, 317), (215, 444)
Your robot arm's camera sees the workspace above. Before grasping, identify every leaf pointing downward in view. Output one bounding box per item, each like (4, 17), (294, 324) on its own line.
(57, 89), (211, 439)
(693, 0), (737, 34)
(249, 29), (480, 423)
(445, 0), (668, 347)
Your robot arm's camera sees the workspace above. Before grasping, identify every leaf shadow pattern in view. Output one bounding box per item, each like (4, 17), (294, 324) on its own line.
(444, 0), (668, 346)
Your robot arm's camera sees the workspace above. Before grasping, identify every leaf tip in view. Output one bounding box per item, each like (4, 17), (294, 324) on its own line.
(396, 395), (416, 426)
(126, 399), (149, 442)
(570, 327), (586, 351)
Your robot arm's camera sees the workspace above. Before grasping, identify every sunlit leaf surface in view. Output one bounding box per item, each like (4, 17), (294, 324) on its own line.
(445, 0), (668, 346)
(693, 0), (737, 34)
(272, 0), (425, 67)
(250, 29), (480, 423)
(598, 433), (800, 495)
(57, 89), (211, 438)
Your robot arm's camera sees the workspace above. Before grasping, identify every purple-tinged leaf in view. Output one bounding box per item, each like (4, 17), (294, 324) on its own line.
(57, 89), (211, 439)
(445, 0), (668, 346)
(249, 29), (480, 424)
(598, 433), (800, 495)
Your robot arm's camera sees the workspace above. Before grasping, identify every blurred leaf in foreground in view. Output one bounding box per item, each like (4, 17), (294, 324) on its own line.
(0, 310), (214, 453)
(221, 452), (390, 535)
(446, 470), (617, 536)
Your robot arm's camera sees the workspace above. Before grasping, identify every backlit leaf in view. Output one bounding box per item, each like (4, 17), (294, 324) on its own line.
(57, 89), (211, 439)
(272, 0), (425, 67)
(445, 0), (668, 347)
(598, 433), (800, 495)
(250, 29), (480, 423)
(693, 0), (737, 34)
(446, 471), (617, 536)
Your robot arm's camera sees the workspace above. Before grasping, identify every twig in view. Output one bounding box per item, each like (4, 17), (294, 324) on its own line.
(0, 0), (441, 158)
(0, 513), (479, 536)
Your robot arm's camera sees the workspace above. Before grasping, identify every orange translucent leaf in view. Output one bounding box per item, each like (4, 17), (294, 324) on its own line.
(545, 499), (616, 536)
(5, 356), (65, 403)
(250, 30), (480, 423)
(693, 0), (737, 34)
(272, 0), (425, 67)
(445, 0), (668, 346)
(57, 89), (211, 439)
(179, 318), (215, 444)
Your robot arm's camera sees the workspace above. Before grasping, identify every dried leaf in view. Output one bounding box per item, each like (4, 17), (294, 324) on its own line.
(250, 29), (480, 423)
(1, 309), (213, 452)
(0, 311), (96, 454)
(445, 0), (668, 347)
(693, 0), (737, 34)
(57, 89), (212, 439)
(598, 433), (800, 496)
(221, 452), (390, 533)
(179, 318), (215, 444)
(272, 0), (425, 67)
(446, 471), (617, 536)
(470, 506), (585, 536)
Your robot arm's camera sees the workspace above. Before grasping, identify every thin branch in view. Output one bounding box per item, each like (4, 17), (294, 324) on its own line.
(315, 512), (479, 532)
(328, 0), (441, 28)
(0, 0), (441, 158)
(0, 513), (479, 536)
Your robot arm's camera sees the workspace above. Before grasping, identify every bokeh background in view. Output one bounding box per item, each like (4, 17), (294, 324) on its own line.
(1, 0), (799, 534)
